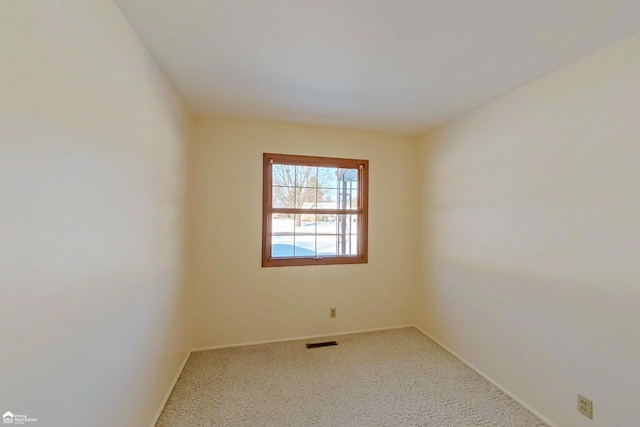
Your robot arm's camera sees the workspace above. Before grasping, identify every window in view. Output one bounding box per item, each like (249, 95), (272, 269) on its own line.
(262, 153), (369, 267)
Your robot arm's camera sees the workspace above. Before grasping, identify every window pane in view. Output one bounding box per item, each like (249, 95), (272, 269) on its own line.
(316, 214), (336, 255)
(337, 214), (358, 255)
(272, 186), (296, 209)
(338, 169), (359, 210)
(273, 186), (318, 209)
(349, 182), (359, 209)
(272, 212), (359, 258)
(294, 214), (316, 257)
(343, 234), (359, 255)
(296, 186), (317, 209)
(317, 167), (338, 188)
(312, 214), (359, 256)
(317, 187), (339, 209)
(295, 165), (317, 188)
(271, 214), (294, 257)
(316, 168), (358, 210)
(337, 214), (351, 236)
(316, 234), (338, 256)
(338, 168), (358, 185)
(316, 214), (337, 233)
(272, 164), (295, 187)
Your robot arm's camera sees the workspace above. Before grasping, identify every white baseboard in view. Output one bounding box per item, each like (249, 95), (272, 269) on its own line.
(191, 324), (414, 352)
(412, 325), (558, 427)
(150, 349), (192, 427)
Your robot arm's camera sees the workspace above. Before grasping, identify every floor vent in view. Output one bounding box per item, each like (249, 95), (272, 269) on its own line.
(306, 341), (337, 349)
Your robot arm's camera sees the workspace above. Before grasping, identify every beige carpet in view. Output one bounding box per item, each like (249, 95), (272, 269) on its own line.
(157, 327), (548, 426)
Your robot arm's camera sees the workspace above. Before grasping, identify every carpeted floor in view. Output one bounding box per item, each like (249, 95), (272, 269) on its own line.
(156, 327), (548, 426)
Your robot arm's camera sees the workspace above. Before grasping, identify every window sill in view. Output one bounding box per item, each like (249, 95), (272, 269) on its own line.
(262, 255), (368, 268)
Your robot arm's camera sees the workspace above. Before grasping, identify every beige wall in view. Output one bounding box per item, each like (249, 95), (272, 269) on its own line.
(189, 117), (419, 348)
(415, 32), (640, 427)
(0, 1), (192, 426)
(4, 1), (639, 425)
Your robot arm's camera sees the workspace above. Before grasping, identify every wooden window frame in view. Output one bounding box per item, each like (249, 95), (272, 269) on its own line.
(262, 153), (369, 267)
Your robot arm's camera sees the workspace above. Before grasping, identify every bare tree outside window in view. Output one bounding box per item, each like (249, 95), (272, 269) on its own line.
(272, 165), (336, 225)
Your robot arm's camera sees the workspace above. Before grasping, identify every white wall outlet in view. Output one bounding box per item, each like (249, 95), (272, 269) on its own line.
(578, 394), (593, 420)
(330, 308), (336, 318)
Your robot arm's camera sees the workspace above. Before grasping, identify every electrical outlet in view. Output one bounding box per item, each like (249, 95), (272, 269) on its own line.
(578, 394), (593, 420)
(330, 308), (336, 318)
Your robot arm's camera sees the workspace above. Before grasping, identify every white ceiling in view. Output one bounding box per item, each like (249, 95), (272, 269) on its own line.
(115, 0), (640, 134)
